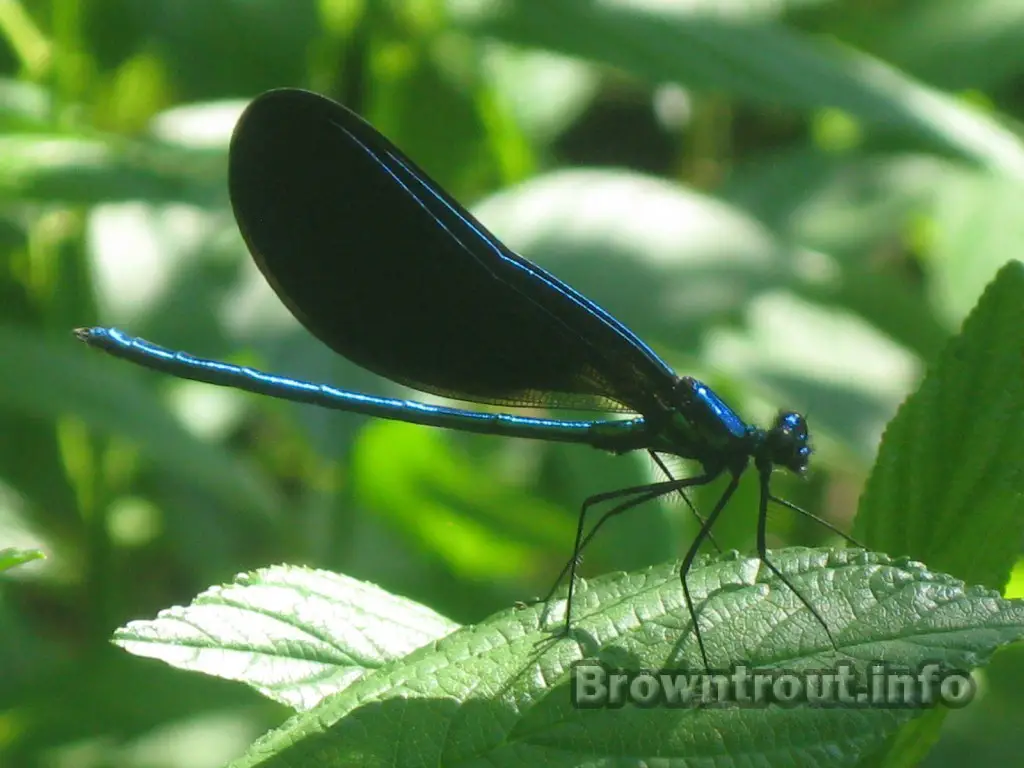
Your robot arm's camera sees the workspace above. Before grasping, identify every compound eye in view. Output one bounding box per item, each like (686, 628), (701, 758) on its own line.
(770, 411), (810, 473)
(776, 411), (807, 438)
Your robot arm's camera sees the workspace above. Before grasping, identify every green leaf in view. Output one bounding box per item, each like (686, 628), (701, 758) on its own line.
(113, 565), (460, 712)
(457, 0), (1024, 177)
(864, 0), (1024, 93)
(0, 134), (223, 205)
(202, 549), (1022, 767)
(484, 47), (599, 144)
(0, 547), (44, 573)
(0, 79), (53, 129)
(864, 708), (947, 768)
(928, 173), (1024, 326)
(854, 260), (1024, 592)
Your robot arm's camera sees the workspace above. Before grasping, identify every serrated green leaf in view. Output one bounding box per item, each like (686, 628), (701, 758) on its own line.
(854, 260), (1024, 592)
(113, 565), (460, 712)
(225, 550), (1024, 768)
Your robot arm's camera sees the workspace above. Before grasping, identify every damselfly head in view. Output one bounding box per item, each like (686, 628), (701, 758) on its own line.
(763, 410), (811, 474)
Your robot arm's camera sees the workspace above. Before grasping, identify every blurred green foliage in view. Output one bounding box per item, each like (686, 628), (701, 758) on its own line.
(0, 0), (1021, 766)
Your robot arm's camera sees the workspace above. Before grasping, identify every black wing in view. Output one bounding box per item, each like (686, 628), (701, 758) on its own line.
(228, 88), (677, 414)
